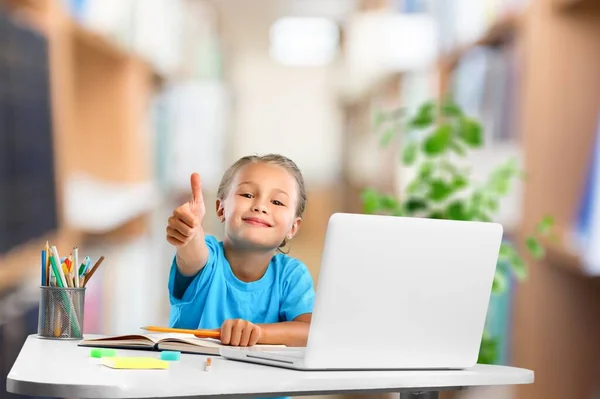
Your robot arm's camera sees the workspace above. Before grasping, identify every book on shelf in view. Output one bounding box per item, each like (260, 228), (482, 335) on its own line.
(572, 113), (600, 276)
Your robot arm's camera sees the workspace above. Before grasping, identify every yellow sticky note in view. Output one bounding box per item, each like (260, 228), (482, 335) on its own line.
(101, 357), (169, 369)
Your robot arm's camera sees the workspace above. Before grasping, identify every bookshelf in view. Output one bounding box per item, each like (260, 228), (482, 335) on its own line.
(0, 0), (163, 290)
(512, 0), (600, 398)
(437, 0), (600, 397)
(553, 0), (595, 11)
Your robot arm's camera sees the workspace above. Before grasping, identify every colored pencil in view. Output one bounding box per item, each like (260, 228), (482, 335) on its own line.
(140, 325), (221, 339)
(83, 256), (105, 287)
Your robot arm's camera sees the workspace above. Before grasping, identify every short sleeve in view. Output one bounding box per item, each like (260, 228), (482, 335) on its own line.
(279, 261), (315, 322)
(168, 235), (220, 305)
(172, 266), (197, 300)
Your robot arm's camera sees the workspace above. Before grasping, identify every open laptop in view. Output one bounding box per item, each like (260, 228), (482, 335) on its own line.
(220, 212), (503, 371)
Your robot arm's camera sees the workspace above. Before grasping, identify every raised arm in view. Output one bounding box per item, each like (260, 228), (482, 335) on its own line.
(166, 172), (209, 276)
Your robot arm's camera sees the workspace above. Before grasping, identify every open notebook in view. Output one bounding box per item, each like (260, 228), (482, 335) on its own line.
(78, 333), (284, 355)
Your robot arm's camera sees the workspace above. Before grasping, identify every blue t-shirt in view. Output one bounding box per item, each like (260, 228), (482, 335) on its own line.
(168, 235), (316, 330)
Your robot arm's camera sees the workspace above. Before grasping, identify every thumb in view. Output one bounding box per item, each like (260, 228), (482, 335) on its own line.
(190, 173), (204, 209)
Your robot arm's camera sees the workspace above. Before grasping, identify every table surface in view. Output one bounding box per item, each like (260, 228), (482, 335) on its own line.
(7, 335), (534, 399)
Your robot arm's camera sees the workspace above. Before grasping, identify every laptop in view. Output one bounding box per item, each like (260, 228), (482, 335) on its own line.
(220, 212), (503, 371)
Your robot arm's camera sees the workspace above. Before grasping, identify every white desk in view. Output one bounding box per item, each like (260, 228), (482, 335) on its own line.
(7, 335), (533, 399)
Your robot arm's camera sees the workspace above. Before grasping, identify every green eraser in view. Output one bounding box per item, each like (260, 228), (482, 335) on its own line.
(90, 348), (103, 358)
(101, 349), (117, 357)
(160, 351), (181, 361)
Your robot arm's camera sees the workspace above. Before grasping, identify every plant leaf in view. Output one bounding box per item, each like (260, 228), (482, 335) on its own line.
(536, 215), (554, 235)
(406, 180), (423, 195)
(495, 179), (511, 195)
(380, 127), (396, 147)
(487, 198), (499, 212)
(361, 188), (380, 214)
(492, 269), (508, 294)
(452, 174), (468, 191)
(449, 140), (466, 156)
(423, 124), (452, 156)
(380, 194), (400, 210)
(391, 207), (405, 216)
(402, 141), (418, 165)
(440, 159), (463, 174)
(478, 334), (499, 365)
(526, 236), (545, 260)
(470, 190), (484, 214)
(498, 242), (527, 280)
(405, 197), (428, 213)
(418, 161), (434, 180)
(499, 242), (513, 259)
(428, 180), (454, 202)
(446, 201), (468, 220)
(509, 252), (527, 280)
(441, 102), (463, 117)
(372, 109), (386, 128)
(427, 210), (446, 219)
(409, 101), (435, 129)
(475, 211), (492, 222)
(489, 168), (512, 195)
(459, 117), (483, 147)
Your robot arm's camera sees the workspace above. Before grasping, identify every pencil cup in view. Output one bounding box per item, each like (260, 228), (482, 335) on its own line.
(37, 286), (85, 340)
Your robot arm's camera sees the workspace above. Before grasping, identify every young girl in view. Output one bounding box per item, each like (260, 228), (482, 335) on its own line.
(166, 154), (315, 347)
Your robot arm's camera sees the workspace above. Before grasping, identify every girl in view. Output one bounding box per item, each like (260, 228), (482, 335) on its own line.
(166, 154), (315, 347)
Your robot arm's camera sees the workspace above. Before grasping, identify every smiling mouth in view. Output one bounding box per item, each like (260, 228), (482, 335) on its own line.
(243, 218), (272, 227)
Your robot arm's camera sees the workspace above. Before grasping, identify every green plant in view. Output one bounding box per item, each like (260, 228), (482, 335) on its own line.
(362, 99), (555, 364)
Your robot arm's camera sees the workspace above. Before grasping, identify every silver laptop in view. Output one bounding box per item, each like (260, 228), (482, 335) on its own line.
(220, 212), (503, 370)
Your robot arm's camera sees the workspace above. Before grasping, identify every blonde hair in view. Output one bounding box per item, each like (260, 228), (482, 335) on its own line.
(217, 154), (307, 252)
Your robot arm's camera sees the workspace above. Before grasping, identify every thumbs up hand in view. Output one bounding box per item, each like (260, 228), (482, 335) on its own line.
(167, 173), (206, 248)
(189, 172), (206, 221)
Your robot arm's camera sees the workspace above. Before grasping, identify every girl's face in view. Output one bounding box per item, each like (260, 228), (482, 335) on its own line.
(216, 162), (302, 252)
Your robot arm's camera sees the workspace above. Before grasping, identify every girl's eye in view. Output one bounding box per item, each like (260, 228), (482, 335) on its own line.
(272, 200), (285, 206)
(240, 193), (253, 198)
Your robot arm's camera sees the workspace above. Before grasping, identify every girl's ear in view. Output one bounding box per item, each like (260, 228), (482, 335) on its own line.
(287, 217), (302, 239)
(216, 199), (225, 222)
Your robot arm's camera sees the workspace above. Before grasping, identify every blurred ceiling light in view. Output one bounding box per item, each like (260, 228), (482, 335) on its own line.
(345, 13), (438, 73)
(269, 17), (340, 67)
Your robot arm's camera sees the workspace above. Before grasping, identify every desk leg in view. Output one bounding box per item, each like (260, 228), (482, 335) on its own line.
(399, 391), (439, 399)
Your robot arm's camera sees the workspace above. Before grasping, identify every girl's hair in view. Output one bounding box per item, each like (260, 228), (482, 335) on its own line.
(217, 154), (307, 252)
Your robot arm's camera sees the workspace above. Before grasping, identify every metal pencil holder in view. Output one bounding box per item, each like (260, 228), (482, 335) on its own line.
(37, 286), (85, 340)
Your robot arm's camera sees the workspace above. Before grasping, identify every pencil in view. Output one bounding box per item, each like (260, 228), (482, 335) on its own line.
(41, 249), (46, 286)
(51, 246), (67, 288)
(140, 325), (221, 339)
(83, 256), (105, 287)
(45, 241), (50, 286)
(73, 247), (80, 288)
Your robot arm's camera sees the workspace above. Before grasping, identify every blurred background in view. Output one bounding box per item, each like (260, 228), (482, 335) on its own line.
(0, 0), (599, 398)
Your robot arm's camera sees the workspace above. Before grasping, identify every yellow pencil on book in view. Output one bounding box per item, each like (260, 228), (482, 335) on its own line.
(140, 325), (221, 339)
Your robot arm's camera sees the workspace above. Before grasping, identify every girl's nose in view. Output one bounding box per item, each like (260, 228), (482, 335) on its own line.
(253, 204), (268, 214)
